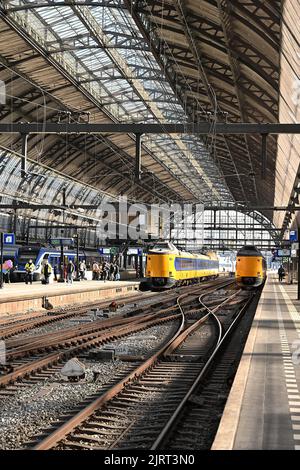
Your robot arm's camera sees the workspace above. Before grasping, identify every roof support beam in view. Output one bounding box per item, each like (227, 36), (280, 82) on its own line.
(172, 0), (250, 201)
(1, 122), (300, 134)
(217, 0), (258, 199)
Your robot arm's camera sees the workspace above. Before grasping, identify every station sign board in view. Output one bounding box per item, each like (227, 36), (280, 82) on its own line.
(3, 233), (15, 245)
(290, 230), (298, 242)
(275, 256), (290, 262)
(98, 248), (110, 255)
(127, 248), (143, 255)
(276, 249), (291, 257)
(50, 238), (74, 247)
(98, 247), (119, 255)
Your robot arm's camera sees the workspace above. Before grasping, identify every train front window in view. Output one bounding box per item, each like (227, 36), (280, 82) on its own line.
(149, 242), (176, 252)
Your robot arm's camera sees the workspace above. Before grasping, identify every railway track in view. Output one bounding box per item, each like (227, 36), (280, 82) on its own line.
(0, 291), (158, 340)
(0, 278), (231, 401)
(150, 290), (257, 450)
(29, 279), (248, 450)
(0, 276), (228, 341)
(0, 310), (180, 393)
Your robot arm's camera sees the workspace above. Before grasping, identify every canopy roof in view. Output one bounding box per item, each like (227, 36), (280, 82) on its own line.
(0, 1), (295, 234)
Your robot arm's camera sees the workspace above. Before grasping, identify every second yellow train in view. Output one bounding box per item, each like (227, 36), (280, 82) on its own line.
(235, 245), (267, 288)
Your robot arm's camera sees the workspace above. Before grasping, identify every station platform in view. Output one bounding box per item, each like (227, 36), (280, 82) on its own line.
(212, 273), (300, 450)
(0, 280), (140, 317)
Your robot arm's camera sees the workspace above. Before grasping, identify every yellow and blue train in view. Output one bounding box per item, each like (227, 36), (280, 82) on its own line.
(235, 245), (267, 288)
(140, 242), (219, 290)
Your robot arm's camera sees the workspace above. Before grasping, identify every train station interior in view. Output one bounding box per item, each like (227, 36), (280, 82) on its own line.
(0, 0), (300, 456)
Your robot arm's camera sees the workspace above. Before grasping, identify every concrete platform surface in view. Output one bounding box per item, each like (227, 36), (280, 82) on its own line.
(0, 280), (140, 316)
(212, 273), (300, 450)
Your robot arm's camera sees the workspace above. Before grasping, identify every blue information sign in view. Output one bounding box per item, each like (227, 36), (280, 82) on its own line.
(3, 233), (15, 245)
(290, 230), (298, 242)
(98, 247), (119, 255)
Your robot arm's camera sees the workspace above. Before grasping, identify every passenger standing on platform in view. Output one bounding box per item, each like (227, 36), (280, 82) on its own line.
(25, 259), (35, 285)
(114, 263), (120, 281)
(99, 263), (103, 280)
(109, 262), (115, 281)
(102, 262), (109, 281)
(66, 260), (75, 284)
(3, 260), (13, 283)
(278, 265), (285, 282)
(79, 260), (86, 280)
(53, 265), (58, 281)
(41, 260), (52, 284)
(100, 262), (106, 280)
(92, 261), (100, 280)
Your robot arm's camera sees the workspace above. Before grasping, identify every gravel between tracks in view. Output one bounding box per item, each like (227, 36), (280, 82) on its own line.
(5, 294), (164, 342)
(0, 322), (177, 450)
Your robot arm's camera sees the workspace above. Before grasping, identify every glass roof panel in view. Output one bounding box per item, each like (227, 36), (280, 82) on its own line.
(5, 0), (234, 202)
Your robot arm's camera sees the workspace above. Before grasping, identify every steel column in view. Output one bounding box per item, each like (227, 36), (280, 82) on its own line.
(135, 133), (142, 181)
(261, 133), (268, 179)
(21, 133), (28, 178)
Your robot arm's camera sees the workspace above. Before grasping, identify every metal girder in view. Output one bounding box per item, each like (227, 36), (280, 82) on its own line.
(1, 122), (300, 134)
(46, 30), (150, 53)
(125, 0), (252, 203)
(63, 3), (207, 199)
(4, 1), (127, 11)
(1, 70), (195, 204)
(172, 0), (216, 108)
(138, 1), (279, 91)
(0, 203), (99, 210)
(38, 133), (179, 203)
(204, 226), (280, 232)
(204, 205), (298, 212)
(230, 0), (281, 46)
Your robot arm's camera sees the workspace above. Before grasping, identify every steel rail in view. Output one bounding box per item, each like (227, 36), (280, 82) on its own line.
(32, 279), (234, 450)
(150, 291), (254, 449)
(0, 310), (181, 389)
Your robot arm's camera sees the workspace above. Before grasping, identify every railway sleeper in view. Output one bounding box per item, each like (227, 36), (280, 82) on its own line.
(60, 441), (95, 450)
(70, 433), (117, 443)
(84, 421), (127, 430)
(79, 426), (125, 436)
